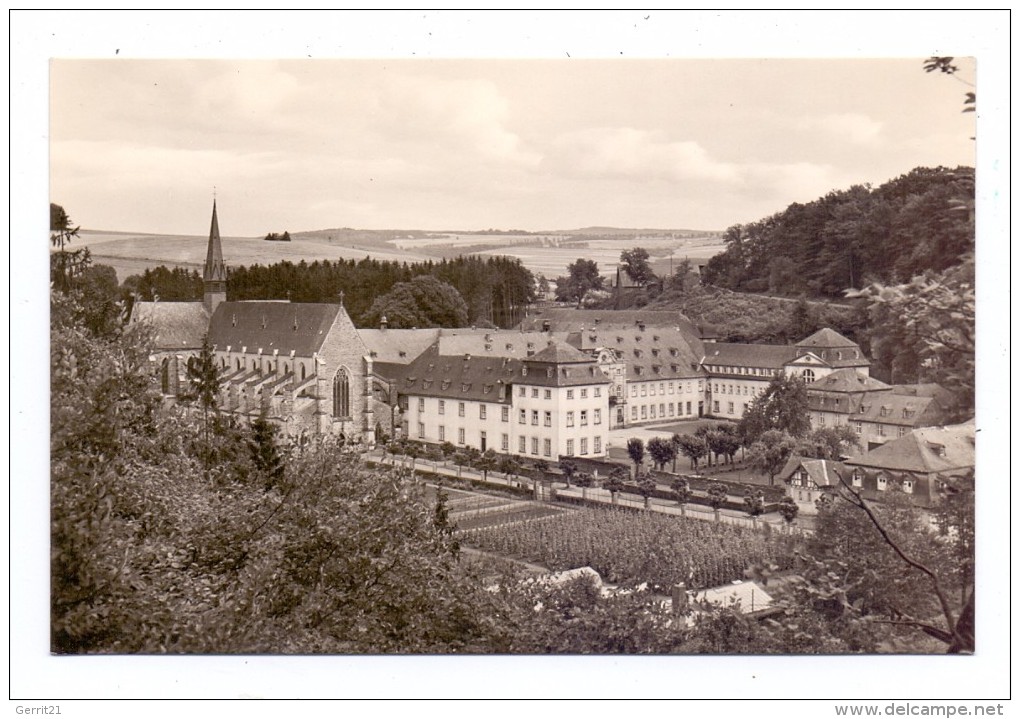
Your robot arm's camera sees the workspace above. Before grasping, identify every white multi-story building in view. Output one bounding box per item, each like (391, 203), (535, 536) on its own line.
(394, 338), (610, 460)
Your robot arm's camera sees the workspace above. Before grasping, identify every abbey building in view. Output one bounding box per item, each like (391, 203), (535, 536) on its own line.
(133, 203), (954, 459)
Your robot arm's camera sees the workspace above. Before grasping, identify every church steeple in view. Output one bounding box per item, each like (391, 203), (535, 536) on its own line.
(203, 199), (228, 314)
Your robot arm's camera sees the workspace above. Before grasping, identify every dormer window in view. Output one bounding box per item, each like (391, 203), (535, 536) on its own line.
(521, 367), (528, 376)
(546, 367), (553, 378)
(902, 479), (914, 494)
(877, 475), (888, 491)
(851, 469), (864, 488)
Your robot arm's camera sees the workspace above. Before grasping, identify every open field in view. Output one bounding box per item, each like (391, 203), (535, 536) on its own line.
(72, 227), (726, 285)
(74, 230), (435, 281)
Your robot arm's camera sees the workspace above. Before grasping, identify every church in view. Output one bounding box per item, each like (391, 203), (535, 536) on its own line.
(133, 202), (955, 459)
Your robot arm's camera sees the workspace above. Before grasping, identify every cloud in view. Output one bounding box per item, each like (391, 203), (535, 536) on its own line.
(545, 127), (740, 183)
(795, 112), (885, 145)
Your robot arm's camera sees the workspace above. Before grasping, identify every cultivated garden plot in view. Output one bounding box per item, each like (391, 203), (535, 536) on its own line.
(459, 506), (791, 592)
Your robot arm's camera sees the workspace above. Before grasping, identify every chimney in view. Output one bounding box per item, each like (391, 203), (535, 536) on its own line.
(672, 583), (688, 616)
(380, 315), (388, 330)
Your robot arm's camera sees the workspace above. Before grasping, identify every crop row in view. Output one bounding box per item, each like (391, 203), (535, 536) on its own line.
(459, 506), (790, 591)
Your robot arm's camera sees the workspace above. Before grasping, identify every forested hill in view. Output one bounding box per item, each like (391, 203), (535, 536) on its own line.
(703, 166), (974, 298)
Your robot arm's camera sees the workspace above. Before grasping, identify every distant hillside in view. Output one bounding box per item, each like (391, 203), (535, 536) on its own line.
(702, 166), (974, 298)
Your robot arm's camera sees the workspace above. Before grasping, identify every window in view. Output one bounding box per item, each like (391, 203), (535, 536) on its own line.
(581, 388), (588, 399)
(531, 410), (539, 426)
(854, 421), (862, 434)
(567, 389), (575, 400)
(418, 397), (425, 412)
(669, 403), (675, 417)
(580, 410), (588, 426)
(502, 406), (509, 422)
(713, 401), (720, 413)
(580, 438), (589, 455)
(519, 409), (527, 424)
(851, 469), (863, 488)
(594, 409), (601, 425)
(501, 433), (509, 451)
(898, 426), (908, 437)
(438, 425), (446, 441)
(566, 411), (575, 427)
(686, 401), (692, 415)
(532, 388), (539, 398)
(631, 385), (638, 398)
(593, 436), (602, 454)
(594, 387), (601, 398)
(332, 367), (351, 418)
(438, 400), (446, 415)
(727, 402), (734, 415)
(479, 404), (487, 419)
(697, 381), (703, 392)
(631, 406), (638, 420)
(418, 422), (425, 438)
(543, 438), (552, 457)
(544, 389), (552, 400)
(518, 436), (527, 453)
(659, 383), (665, 395)
(713, 383), (719, 394)
(877, 475), (888, 491)
(566, 439), (575, 456)
(519, 386), (526, 397)
(803, 368), (815, 382)
(902, 479), (914, 494)
(531, 437), (539, 455)
(650, 405), (656, 419)
(659, 403), (665, 417)
(544, 411), (552, 427)
(641, 385), (647, 397)
(458, 402), (465, 417)
(648, 384), (655, 396)
(669, 382), (675, 395)
(641, 405), (647, 419)
(877, 425), (886, 437)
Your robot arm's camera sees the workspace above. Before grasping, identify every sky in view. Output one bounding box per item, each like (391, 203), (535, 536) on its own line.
(43, 18), (981, 236)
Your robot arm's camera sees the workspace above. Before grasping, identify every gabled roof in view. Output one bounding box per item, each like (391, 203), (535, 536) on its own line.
(527, 339), (592, 364)
(810, 368), (891, 393)
(391, 343), (519, 402)
(359, 328), (441, 364)
(208, 301), (343, 357)
(797, 328), (860, 349)
(845, 423), (975, 474)
(779, 456), (847, 487)
(130, 301), (210, 351)
(702, 343), (798, 369)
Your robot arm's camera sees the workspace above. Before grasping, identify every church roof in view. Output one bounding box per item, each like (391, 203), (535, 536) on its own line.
(129, 301), (209, 351)
(845, 424), (975, 474)
(208, 301), (343, 357)
(796, 328), (860, 350)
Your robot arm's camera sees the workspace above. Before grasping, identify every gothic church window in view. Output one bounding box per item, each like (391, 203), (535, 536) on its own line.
(333, 367), (352, 418)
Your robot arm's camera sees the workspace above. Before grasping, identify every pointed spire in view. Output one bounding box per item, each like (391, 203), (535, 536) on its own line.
(204, 199), (227, 282)
(203, 198), (227, 314)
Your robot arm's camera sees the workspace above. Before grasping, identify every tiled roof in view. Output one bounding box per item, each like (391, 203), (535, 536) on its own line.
(779, 457), (847, 487)
(394, 339), (609, 400)
(845, 423), (975, 473)
(528, 339), (596, 364)
(797, 328), (860, 349)
(208, 301), (344, 357)
(850, 392), (938, 427)
(435, 330), (569, 359)
(810, 368), (890, 393)
(580, 325), (705, 381)
(130, 301), (210, 351)
(359, 328), (441, 364)
(519, 308), (700, 337)
(702, 343), (798, 369)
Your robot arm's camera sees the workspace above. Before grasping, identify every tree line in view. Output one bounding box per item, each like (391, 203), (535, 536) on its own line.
(124, 254), (536, 330)
(702, 166), (974, 297)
